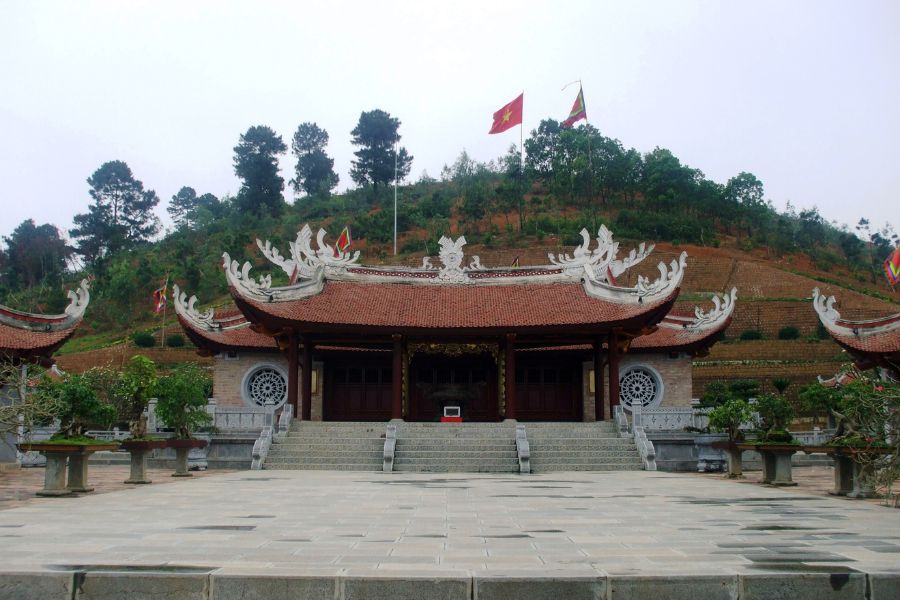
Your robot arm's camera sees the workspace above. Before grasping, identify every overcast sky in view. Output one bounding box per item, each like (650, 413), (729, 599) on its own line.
(1, 1), (897, 242)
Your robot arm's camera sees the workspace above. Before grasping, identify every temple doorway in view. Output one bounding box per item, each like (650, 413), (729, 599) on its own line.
(515, 356), (583, 421)
(324, 358), (393, 421)
(409, 354), (499, 422)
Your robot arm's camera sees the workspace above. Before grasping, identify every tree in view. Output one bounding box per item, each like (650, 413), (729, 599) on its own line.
(233, 125), (287, 217)
(3, 219), (70, 288)
(168, 187), (222, 230)
(69, 160), (160, 265)
(290, 122), (339, 198)
(350, 109), (413, 191)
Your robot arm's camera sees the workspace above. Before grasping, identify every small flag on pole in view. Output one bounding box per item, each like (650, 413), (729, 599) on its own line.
(334, 226), (352, 257)
(489, 93), (524, 134)
(152, 278), (168, 313)
(885, 247), (900, 286)
(562, 85), (587, 128)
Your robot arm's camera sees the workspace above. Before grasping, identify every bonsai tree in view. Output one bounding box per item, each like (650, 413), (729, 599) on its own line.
(39, 373), (117, 439)
(708, 398), (753, 443)
(754, 393), (795, 443)
(115, 355), (158, 438)
(153, 363), (212, 439)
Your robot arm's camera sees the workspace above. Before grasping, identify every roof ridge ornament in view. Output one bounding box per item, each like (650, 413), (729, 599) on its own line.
(223, 252), (273, 300)
(257, 224), (361, 281)
(63, 279), (91, 319)
(172, 284), (217, 330)
(548, 226), (654, 281)
(687, 287), (737, 330)
(812, 288), (841, 325)
(582, 251), (687, 304)
(437, 235), (470, 283)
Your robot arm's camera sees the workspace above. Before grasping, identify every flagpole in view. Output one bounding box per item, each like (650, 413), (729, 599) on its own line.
(393, 142), (398, 256)
(160, 274), (169, 349)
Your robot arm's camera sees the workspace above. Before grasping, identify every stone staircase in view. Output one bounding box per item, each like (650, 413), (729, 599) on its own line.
(393, 422), (519, 473)
(526, 422), (644, 472)
(264, 422), (384, 471)
(263, 420), (644, 473)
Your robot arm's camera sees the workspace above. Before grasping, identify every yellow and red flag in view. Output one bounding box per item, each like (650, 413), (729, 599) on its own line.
(489, 93), (523, 134)
(152, 277), (168, 313)
(334, 226), (352, 257)
(562, 86), (587, 127)
(885, 247), (900, 286)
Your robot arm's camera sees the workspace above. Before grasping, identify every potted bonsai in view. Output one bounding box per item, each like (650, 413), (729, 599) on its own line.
(17, 372), (118, 496)
(739, 393), (799, 486)
(113, 356), (167, 484)
(154, 363), (213, 477)
(708, 398), (754, 478)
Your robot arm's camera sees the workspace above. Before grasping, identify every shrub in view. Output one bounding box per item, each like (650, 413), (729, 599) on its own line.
(755, 393), (795, 437)
(165, 334), (185, 348)
(39, 373), (117, 437)
(153, 363), (212, 439)
(132, 332), (155, 348)
(739, 329), (763, 341)
(777, 326), (800, 340)
(708, 399), (753, 442)
(772, 377), (791, 395)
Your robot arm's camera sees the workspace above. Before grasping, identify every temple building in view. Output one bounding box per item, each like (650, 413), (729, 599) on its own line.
(813, 288), (900, 381)
(0, 280), (90, 366)
(175, 226), (734, 424)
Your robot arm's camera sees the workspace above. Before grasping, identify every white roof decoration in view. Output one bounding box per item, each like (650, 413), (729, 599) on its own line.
(223, 224), (687, 305)
(812, 288), (900, 338)
(0, 279), (91, 332)
(660, 287), (738, 331)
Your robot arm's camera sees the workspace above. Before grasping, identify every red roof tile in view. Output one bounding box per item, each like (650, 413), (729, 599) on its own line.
(0, 322), (78, 355)
(235, 281), (677, 332)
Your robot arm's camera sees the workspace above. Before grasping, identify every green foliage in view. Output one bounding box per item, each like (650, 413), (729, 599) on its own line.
(39, 373), (117, 437)
(772, 377), (791, 395)
(165, 334), (185, 347)
(798, 381), (842, 417)
(233, 125), (287, 217)
(69, 160), (161, 267)
(739, 329), (764, 341)
(153, 363), (212, 439)
(350, 109), (413, 190)
(168, 187), (222, 230)
(700, 379), (760, 407)
(777, 326), (800, 340)
(132, 332), (155, 348)
(754, 393), (794, 437)
(2, 219), (70, 289)
(708, 399), (753, 442)
(290, 122), (338, 198)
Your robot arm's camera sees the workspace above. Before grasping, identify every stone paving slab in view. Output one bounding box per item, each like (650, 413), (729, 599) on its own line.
(0, 470), (899, 598)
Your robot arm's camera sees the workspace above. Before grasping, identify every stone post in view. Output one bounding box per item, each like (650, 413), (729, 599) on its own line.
(37, 453), (71, 497)
(172, 447), (191, 477)
(125, 449), (152, 484)
(66, 453), (94, 492)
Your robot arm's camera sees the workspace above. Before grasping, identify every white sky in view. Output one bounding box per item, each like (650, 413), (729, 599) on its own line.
(1, 1), (897, 240)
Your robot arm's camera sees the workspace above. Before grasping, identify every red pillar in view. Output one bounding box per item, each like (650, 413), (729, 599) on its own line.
(287, 331), (299, 418)
(594, 338), (604, 421)
(504, 333), (516, 420)
(392, 334), (403, 420)
(301, 335), (312, 421)
(608, 331), (621, 411)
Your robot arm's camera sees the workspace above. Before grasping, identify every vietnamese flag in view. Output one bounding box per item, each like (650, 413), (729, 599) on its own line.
(489, 93), (523, 134)
(334, 226), (352, 257)
(562, 86), (587, 127)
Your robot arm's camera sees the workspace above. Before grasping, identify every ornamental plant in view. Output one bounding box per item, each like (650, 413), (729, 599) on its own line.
(153, 363), (212, 439)
(38, 373), (117, 438)
(707, 398), (753, 443)
(754, 393), (795, 443)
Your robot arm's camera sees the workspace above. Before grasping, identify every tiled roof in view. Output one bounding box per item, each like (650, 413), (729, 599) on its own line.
(0, 322), (78, 354)
(176, 308), (276, 352)
(234, 280), (678, 332)
(631, 314), (731, 353)
(827, 327), (900, 354)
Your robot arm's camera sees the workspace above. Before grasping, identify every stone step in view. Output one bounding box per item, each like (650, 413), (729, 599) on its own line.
(264, 463), (381, 471)
(530, 463), (644, 471)
(268, 449), (384, 457)
(266, 457), (383, 466)
(530, 450), (641, 458)
(393, 451), (517, 459)
(394, 464), (518, 473)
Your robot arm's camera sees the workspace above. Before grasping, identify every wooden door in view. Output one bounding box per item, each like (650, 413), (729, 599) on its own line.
(515, 358), (582, 421)
(324, 360), (393, 421)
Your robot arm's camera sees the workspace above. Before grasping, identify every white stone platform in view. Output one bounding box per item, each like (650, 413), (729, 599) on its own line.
(0, 471), (898, 599)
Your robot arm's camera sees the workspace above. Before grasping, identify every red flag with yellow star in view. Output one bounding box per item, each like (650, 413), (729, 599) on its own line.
(489, 93), (523, 134)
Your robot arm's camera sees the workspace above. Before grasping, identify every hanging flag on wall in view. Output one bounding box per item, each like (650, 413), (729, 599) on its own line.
(152, 278), (168, 313)
(335, 226), (352, 257)
(562, 85), (587, 127)
(885, 247), (900, 286)
(489, 93), (524, 134)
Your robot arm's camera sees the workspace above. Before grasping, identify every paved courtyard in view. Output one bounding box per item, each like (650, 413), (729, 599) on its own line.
(0, 469), (898, 599)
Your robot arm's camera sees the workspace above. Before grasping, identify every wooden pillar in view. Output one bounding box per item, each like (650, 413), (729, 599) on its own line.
(287, 331), (299, 418)
(504, 333), (516, 420)
(301, 335), (313, 421)
(392, 334), (403, 420)
(593, 338), (604, 421)
(608, 330), (621, 411)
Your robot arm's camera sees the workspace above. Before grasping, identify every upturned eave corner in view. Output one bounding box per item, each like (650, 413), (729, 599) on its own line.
(581, 251), (688, 305)
(682, 286), (738, 331)
(63, 278), (91, 321)
(172, 283), (216, 331)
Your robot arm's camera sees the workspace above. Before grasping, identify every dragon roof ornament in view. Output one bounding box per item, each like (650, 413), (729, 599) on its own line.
(812, 288), (900, 339)
(660, 287), (737, 331)
(549, 225), (654, 281)
(63, 279), (91, 320)
(257, 224), (361, 281)
(172, 284), (216, 330)
(582, 251), (687, 304)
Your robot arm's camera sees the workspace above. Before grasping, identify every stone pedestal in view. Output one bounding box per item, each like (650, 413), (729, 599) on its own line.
(66, 454), (94, 492)
(831, 454), (855, 496)
(172, 447), (192, 477)
(759, 448), (797, 486)
(125, 448), (152, 484)
(38, 453), (71, 497)
(724, 447), (743, 478)
(847, 461), (877, 499)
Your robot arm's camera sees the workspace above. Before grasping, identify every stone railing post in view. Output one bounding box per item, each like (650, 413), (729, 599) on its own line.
(147, 398), (158, 432)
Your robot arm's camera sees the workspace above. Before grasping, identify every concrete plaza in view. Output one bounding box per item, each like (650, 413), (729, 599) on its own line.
(0, 469), (898, 599)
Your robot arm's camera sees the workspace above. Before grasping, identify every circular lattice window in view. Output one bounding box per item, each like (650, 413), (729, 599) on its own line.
(244, 366), (287, 407)
(619, 367), (663, 411)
